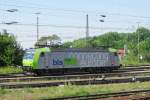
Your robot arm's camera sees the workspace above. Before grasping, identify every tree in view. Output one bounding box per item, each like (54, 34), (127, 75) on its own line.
(0, 29), (23, 66)
(63, 42), (73, 48)
(136, 27), (150, 41)
(35, 34), (62, 47)
(62, 27), (150, 64)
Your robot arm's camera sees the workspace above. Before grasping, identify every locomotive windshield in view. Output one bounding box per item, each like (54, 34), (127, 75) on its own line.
(23, 49), (35, 60)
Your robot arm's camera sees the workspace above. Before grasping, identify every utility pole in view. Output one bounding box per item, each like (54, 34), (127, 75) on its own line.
(137, 22), (140, 65)
(35, 12), (40, 42)
(86, 14), (89, 48)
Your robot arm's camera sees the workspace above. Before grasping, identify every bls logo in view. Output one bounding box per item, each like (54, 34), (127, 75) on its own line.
(53, 59), (63, 65)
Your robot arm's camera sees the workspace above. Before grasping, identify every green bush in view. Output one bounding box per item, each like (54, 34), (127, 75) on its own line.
(0, 66), (23, 74)
(0, 30), (24, 66)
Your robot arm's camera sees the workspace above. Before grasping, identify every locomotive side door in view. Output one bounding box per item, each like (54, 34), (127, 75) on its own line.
(38, 52), (49, 69)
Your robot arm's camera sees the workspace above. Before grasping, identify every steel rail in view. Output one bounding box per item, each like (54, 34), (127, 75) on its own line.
(0, 65), (149, 78)
(0, 65), (150, 77)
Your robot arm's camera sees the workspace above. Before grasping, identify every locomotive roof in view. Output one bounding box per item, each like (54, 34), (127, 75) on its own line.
(51, 48), (109, 52)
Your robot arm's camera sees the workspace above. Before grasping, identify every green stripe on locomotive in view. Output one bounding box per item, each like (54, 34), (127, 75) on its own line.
(108, 48), (117, 52)
(23, 48), (50, 69)
(64, 57), (77, 65)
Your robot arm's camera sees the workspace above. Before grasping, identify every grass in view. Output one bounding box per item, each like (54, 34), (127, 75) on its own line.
(121, 55), (150, 66)
(1, 82), (150, 100)
(0, 66), (23, 74)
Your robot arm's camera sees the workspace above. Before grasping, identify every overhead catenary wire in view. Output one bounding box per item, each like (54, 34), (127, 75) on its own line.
(1, 1), (149, 49)
(0, 3), (144, 32)
(0, 23), (135, 30)
(8, 1), (149, 19)
(1, 2), (150, 19)
(1, 8), (150, 24)
(0, 1), (149, 34)
(1, 6), (150, 25)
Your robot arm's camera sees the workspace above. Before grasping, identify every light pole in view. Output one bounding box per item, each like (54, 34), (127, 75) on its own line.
(2, 9), (18, 26)
(99, 15), (106, 31)
(35, 12), (41, 42)
(6, 9), (18, 12)
(3, 21), (18, 25)
(99, 15), (106, 45)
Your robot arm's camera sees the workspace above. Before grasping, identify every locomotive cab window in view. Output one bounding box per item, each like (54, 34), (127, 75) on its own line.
(23, 49), (35, 59)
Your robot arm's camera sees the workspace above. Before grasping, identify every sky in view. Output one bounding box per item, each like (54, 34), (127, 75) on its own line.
(0, 0), (150, 49)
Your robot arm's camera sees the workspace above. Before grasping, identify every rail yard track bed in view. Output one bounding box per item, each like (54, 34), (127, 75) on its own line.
(1, 70), (150, 83)
(121, 65), (150, 68)
(0, 65), (149, 76)
(0, 73), (29, 78)
(0, 66), (150, 89)
(1, 75), (150, 88)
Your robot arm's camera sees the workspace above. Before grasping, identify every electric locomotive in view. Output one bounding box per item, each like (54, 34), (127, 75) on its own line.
(23, 47), (121, 75)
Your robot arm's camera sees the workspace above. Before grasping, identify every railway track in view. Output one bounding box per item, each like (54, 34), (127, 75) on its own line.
(0, 73), (29, 78)
(1, 75), (150, 89)
(0, 65), (150, 78)
(41, 89), (150, 100)
(115, 65), (150, 72)
(0, 66), (150, 89)
(0, 70), (150, 83)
